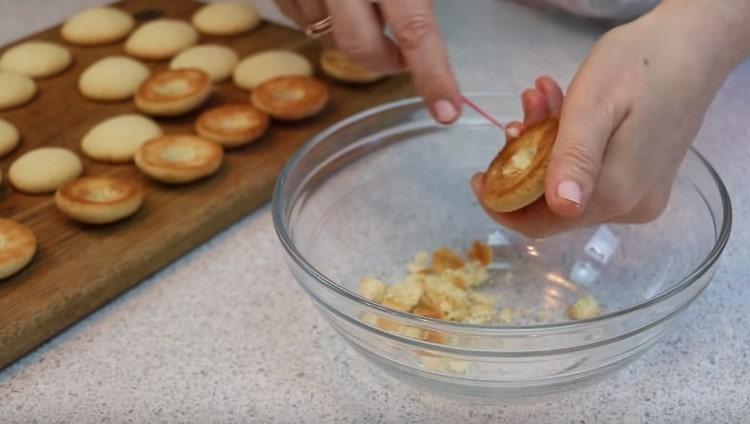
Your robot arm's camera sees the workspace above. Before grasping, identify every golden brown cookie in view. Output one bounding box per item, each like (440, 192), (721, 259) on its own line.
(195, 104), (269, 148)
(320, 49), (384, 84)
(135, 68), (212, 117)
(0, 218), (37, 279)
(480, 118), (558, 213)
(55, 177), (143, 224)
(135, 134), (223, 184)
(250, 76), (329, 121)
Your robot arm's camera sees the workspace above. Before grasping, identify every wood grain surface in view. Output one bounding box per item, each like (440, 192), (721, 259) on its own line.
(0, 0), (412, 370)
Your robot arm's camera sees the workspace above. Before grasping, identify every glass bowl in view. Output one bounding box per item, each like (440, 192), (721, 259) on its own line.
(272, 94), (731, 399)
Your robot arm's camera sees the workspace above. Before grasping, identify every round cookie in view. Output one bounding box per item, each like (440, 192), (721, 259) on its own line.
(0, 219), (37, 279)
(55, 177), (143, 224)
(135, 68), (212, 117)
(81, 114), (162, 163)
(0, 72), (36, 110)
(170, 44), (239, 83)
(320, 49), (384, 84)
(124, 19), (199, 60)
(0, 41), (72, 79)
(233, 50), (312, 90)
(250, 76), (329, 121)
(480, 118), (559, 213)
(192, 2), (261, 36)
(0, 118), (20, 158)
(61, 6), (135, 46)
(135, 134), (223, 184)
(9, 147), (84, 194)
(79, 56), (151, 101)
(195, 104), (269, 148)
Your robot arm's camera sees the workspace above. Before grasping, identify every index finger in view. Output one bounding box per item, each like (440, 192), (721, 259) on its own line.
(379, 0), (461, 123)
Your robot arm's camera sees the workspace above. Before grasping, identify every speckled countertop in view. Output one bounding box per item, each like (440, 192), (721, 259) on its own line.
(1, 1), (748, 423)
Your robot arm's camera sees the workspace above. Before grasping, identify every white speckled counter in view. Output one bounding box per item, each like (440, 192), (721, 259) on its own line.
(1, 1), (748, 423)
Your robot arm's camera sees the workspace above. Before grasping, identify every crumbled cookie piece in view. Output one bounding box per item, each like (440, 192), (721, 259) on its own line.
(497, 307), (519, 324)
(467, 240), (493, 266)
(568, 295), (602, 320)
(359, 277), (386, 302)
(431, 247), (464, 272)
(408, 251), (431, 274)
(382, 277), (423, 312)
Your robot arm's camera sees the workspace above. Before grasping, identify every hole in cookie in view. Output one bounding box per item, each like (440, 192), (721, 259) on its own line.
(154, 79), (191, 97)
(501, 141), (538, 176)
(83, 186), (124, 203)
(218, 115), (254, 130)
(271, 87), (306, 102)
(0, 235), (7, 249)
(161, 146), (197, 163)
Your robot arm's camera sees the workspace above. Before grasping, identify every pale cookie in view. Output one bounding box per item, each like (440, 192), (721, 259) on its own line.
(81, 114), (162, 163)
(320, 49), (384, 84)
(0, 72), (36, 110)
(9, 147), (83, 194)
(0, 219), (37, 279)
(125, 19), (199, 60)
(79, 56), (151, 101)
(135, 68), (212, 117)
(481, 117), (558, 213)
(195, 104), (269, 148)
(55, 177), (143, 224)
(233, 50), (312, 90)
(135, 134), (223, 184)
(0, 118), (20, 158)
(192, 2), (261, 36)
(61, 6), (135, 46)
(0, 41), (72, 79)
(250, 76), (329, 121)
(170, 44), (239, 83)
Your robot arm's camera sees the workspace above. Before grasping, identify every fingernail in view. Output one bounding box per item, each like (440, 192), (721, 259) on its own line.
(433, 100), (458, 123)
(557, 180), (582, 205)
(506, 126), (520, 138)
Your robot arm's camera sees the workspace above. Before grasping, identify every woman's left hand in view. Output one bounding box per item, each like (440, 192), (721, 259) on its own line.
(472, 0), (746, 238)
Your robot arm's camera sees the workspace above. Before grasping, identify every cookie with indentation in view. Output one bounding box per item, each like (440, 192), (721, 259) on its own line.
(192, 2), (261, 36)
(81, 114), (162, 163)
(195, 104), (269, 148)
(125, 19), (199, 60)
(233, 50), (312, 90)
(9, 147), (83, 194)
(480, 117), (558, 213)
(55, 176), (143, 224)
(79, 56), (151, 101)
(170, 44), (238, 83)
(135, 134), (223, 184)
(250, 76), (329, 121)
(0, 72), (36, 110)
(0, 118), (20, 158)
(0, 41), (72, 79)
(135, 68), (212, 117)
(61, 6), (135, 46)
(0, 219), (37, 279)
(320, 49), (384, 84)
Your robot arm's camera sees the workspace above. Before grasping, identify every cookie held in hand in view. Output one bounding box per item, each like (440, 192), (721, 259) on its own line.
(480, 118), (558, 213)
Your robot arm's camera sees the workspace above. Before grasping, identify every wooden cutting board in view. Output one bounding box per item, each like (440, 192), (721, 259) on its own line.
(0, 0), (412, 369)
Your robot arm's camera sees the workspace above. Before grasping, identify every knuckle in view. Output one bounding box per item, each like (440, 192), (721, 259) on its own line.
(336, 40), (381, 64)
(557, 144), (600, 182)
(595, 179), (639, 217)
(633, 193), (670, 223)
(393, 13), (435, 50)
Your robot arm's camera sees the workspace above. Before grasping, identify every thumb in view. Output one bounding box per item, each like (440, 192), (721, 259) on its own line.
(544, 98), (616, 217)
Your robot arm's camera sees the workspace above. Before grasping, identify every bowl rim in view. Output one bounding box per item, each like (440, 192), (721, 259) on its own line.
(272, 94), (732, 333)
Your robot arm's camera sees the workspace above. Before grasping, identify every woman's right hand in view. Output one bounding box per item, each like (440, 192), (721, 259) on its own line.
(273, 0), (462, 124)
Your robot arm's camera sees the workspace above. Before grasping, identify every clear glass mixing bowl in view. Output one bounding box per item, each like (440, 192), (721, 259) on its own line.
(272, 94), (731, 398)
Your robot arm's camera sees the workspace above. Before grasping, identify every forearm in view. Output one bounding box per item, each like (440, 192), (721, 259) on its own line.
(656, 0), (750, 74)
